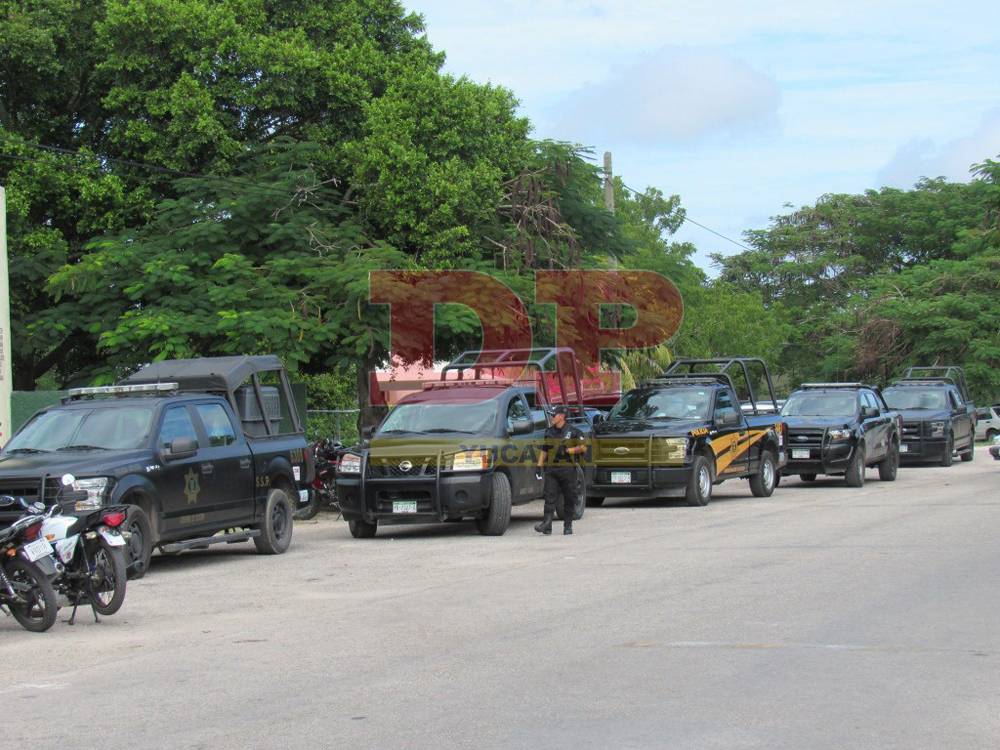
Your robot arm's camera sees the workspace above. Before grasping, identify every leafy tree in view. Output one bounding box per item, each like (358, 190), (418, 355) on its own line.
(1, 0), (439, 387)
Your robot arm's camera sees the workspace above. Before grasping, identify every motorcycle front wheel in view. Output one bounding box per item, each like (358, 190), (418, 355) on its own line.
(4, 557), (58, 632)
(85, 538), (128, 616)
(294, 488), (321, 520)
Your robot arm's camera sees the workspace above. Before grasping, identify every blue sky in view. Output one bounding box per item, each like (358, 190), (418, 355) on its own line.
(407, 0), (1000, 270)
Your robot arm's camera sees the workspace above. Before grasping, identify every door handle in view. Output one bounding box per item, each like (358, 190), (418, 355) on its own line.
(200, 463), (215, 475)
(239, 458), (251, 469)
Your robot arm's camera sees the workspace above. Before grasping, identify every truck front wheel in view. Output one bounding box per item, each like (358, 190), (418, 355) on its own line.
(685, 454), (713, 507)
(124, 505), (153, 580)
(254, 487), (294, 554)
(477, 472), (512, 536)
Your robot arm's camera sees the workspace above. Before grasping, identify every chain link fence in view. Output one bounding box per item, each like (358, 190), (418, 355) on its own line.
(306, 408), (360, 445)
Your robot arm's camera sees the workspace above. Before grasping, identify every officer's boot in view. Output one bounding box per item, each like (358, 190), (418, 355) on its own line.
(563, 520), (573, 535)
(534, 512), (553, 535)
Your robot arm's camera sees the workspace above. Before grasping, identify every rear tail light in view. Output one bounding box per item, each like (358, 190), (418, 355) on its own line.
(23, 521), (42, 542)
(101, 511), (126, 528)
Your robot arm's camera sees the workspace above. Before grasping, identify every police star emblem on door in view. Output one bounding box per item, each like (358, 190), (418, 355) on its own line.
(184, 469), (201, 505)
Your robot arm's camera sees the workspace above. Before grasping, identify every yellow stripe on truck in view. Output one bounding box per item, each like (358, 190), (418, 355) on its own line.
(712, 429), (770, 474)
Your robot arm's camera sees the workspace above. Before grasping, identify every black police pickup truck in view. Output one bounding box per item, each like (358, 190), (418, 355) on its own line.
(590, 358), (787, 507)
(337, 348), (591, 538)
(882, 366), (976, 466)
(0, 356), (311, 577)
(781, 383), (901, 486)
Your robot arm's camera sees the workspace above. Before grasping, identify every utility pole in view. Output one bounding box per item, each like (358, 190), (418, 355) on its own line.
(0, 186), (11, 447)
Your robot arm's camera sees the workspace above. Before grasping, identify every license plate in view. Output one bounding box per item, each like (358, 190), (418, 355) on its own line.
(393, 500), (418, 514)
(98, 529), (126, 547)
(611, 471), (631, 484)
(900, 444), (909, 453)
(22, 538), (54, 563)
(791, 449), (810, 459)
(298, 490), (309, 505)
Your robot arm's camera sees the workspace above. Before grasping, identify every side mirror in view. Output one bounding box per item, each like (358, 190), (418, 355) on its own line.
(861, 406), (879, 418)
(509, 418), (533, 436)
(591, 413), (605, 426)
(715, 410), (739, 428)
(361, 425), (374, 441)
(163, 437), (198, 461)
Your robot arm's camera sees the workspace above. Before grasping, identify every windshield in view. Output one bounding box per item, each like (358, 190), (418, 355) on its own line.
(4, 406), (155, 452)
(883, 388), (947, 411)
(609, 387), (711, 421)
(377, 399), (498, 435)
(782, 392), (858, 417)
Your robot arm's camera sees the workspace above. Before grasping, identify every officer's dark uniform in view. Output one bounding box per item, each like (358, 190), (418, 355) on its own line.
(540, 420), (587, 533)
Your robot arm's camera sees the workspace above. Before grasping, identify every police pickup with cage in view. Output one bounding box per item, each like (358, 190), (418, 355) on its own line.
(589, 358), (787, 507)
(336, 348), (593, 538)
(0, 356), (311, 578)
(780, 383), (901, 486)
(882, 366), (976, 466)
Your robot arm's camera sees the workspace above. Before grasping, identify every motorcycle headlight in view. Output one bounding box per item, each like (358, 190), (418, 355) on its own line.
(928, 421), (945, 438)
(72, 477), (110, 511)
(338, 453), (362, 475)
(827, 429), (852, 441)
(446, 450), (492, 472)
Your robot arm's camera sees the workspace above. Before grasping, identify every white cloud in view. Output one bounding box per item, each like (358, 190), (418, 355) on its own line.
(549, 47), (781, 146)
(878, 109), (1000, 186)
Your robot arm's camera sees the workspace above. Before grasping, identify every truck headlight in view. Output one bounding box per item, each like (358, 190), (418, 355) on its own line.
(338, 453), (362, 475)
(447, 450), (492, 472)
(72, 477), (110, 511)
(827, 429), (852, 441)
(928, 421), (945, 438)
(654, 437), (688, 464)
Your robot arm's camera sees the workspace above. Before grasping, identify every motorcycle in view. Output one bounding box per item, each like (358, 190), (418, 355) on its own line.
(296, 438), (345, 520)
(42, 473), (129, 624)
(0, 496), (60, 632)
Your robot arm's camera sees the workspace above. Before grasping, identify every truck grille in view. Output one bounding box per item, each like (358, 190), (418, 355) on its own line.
(366, 456), (439, 478)
(0, 477), (63, 504)
(594, 438), (650, 466)
(787, 428), (826, 448)
(901, 421), (922, 438)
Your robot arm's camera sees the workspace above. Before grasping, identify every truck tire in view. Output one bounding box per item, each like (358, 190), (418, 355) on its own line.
(685, 454), (713, 507)
(348, 519), (378, 538)
(845, 444), (865, 487)
(124, 505), (153, 580)
(254, 487), (294, 554)
(477, 472), (512, 536)
(800, 473), (817, 482)
(940, 433), (954, 467)
(959, 442), (975, 462)
(878, 441), (900, 481)
(749, 450), (777, 497)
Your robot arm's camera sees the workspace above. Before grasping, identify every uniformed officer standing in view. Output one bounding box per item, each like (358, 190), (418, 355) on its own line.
(535, 405), (588, 535)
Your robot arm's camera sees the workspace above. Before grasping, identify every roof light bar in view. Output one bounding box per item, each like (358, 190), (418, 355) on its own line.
(67, 382), (180, 398)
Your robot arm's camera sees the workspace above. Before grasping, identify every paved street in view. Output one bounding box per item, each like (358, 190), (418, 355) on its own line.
(3, 450), (998, 749)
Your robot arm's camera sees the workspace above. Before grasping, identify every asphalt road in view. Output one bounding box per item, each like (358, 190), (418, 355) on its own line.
(3, 450), (998, 749)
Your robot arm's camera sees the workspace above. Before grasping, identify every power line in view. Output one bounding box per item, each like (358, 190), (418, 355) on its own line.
(619, 179), (754, 253)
